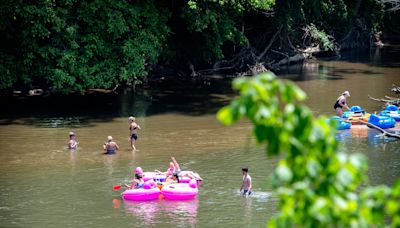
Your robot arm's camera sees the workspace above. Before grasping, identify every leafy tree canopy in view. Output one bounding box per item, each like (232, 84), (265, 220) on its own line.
(0, 0), (395, 93)
(1, 0), (170, 93)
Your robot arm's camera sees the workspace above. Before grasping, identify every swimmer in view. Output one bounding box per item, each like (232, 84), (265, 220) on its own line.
(103, 136), (119, 155)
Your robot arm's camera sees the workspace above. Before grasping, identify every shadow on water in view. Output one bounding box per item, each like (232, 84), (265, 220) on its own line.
(276, 46), (400, 82)
(0, 78), (234, 128)
(0, 94), (120, 127)
(340, 46), (400, 68)
(277, 59), (385, 82)
(0, 46), (399, 128)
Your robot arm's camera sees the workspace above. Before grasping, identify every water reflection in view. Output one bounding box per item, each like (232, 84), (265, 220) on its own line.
(121, 199), (199, 227)
(160, 199), (198, 227)
(340, 46), (400, 67)
(103, 154), (117, 176)
(69, 150), (77, 175)
(367, 131), (398, 146)
(242, 194), (253, 225)
(336, 127), (398, 147)
(124, 200), (160, 226)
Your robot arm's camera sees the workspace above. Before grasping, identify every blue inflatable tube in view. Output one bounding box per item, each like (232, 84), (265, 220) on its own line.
(329, 116), (351, 130)
(368, 114), (396, 129)
(379, 105), (400, 121)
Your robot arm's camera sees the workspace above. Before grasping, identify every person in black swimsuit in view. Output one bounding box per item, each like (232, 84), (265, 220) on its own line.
(334, 91), (350, 117)
(128, 116), (141, 150)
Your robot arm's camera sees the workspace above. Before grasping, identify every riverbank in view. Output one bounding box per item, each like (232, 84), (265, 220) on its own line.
(3, 44), (400, 98)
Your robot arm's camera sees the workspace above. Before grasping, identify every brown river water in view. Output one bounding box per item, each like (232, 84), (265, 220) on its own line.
(0, 47), (399, 227)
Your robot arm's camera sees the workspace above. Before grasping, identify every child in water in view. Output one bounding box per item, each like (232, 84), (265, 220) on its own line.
(240, 166), (252, 196)
(68, 132), (78, 149)
(103, 136), (119, 155)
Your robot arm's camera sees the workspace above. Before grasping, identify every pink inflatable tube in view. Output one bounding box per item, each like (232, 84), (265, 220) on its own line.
(122, 180), (161, 201)
(179, 176), (191, 183)
(161, 180), (198, 200)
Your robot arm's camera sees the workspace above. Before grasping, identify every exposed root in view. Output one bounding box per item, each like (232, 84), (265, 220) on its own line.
(248, 62), (268, 75)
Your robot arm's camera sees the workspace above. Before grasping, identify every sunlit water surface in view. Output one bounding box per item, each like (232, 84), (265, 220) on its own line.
(0, 47), (399, 227)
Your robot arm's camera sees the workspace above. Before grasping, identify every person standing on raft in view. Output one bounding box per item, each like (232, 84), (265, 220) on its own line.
(128, 116), (141, 151)
(334, 91), (351, 117)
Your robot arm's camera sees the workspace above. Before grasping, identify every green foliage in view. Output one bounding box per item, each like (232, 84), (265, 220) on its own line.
(307, 23), (334, 50)
(182, 0), (274, 61)
(0, 0), (391, 93)
(0, 0), (170, 93)
(356, 0), (385, 34)
(217, 72), (400, 227)
(0, 0), (276, 93)
(273, 0), (384, 47)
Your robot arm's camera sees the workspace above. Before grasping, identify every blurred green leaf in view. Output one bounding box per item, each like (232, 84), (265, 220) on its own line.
(216, 106), (234, 125)
(216, 73), (399, 227)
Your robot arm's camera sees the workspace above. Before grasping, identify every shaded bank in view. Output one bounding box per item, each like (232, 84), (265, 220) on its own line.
(1, 0), (399, 94)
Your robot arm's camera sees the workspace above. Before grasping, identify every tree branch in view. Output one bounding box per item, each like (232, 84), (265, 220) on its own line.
(256, 25), (282, 61)
(342, 120), (400, 139)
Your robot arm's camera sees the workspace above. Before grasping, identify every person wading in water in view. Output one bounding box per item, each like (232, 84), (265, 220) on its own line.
(128, 116), (141, 151)
(334, 91), (351, 117)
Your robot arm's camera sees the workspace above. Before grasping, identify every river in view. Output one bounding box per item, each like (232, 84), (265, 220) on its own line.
(0, 47), (399, 227)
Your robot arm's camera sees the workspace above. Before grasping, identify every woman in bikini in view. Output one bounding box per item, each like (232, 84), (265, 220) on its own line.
(128, 116), (141, 150)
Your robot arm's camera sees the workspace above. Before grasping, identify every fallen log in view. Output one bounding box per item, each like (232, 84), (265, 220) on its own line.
(343, 120), (400, 139)
(391, 84), (400, 94)
(368, 95), (400, 106)
(368, 95), (393, 103)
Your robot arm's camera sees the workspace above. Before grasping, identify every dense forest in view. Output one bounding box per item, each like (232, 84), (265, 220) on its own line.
(0, 0), (399, 94)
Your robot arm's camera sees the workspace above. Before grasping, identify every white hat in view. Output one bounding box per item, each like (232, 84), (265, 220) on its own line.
(107, 136), (113, 141)
(343, 91), (350, 97)
(128, 116), (135, 121)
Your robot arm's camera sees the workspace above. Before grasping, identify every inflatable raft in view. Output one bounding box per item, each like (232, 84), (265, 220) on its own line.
(142, 172), (167, 183)
(379, 105), (400, 121)
(342, 106), (370, 124)
(330, 116), (351, 130)
(122, 180), (161, 201)
(161, 179), (198, 200)
(368, 114), (396, 129)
